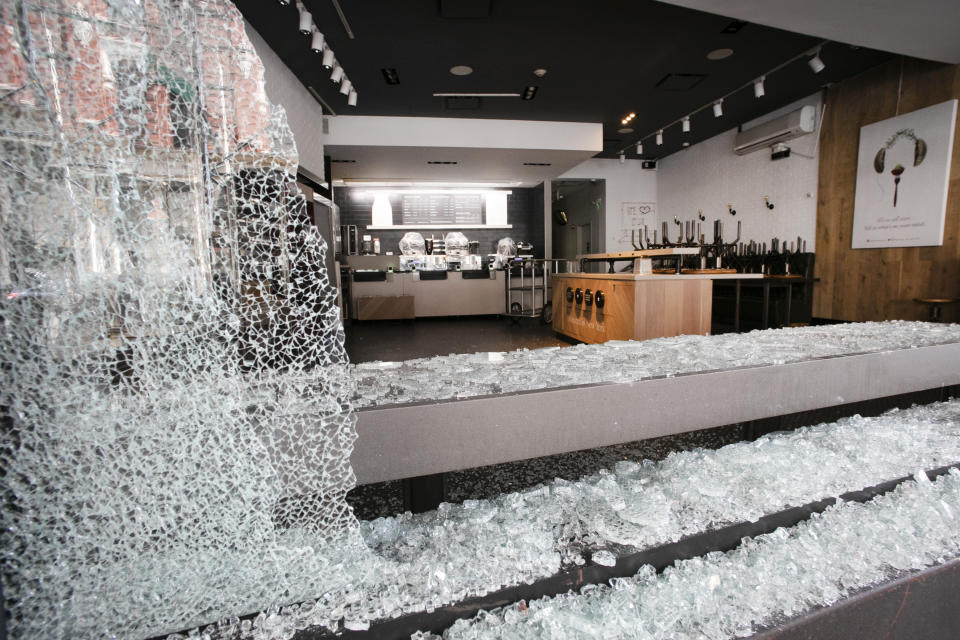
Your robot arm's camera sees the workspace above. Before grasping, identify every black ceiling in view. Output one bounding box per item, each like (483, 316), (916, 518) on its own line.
(233, 0), (893, 160)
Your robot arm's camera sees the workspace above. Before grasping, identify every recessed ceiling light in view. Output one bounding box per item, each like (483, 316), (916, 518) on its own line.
(706, 48), (734, 60)
(450, 65), (473, 76)
(533, 68), (547, 77)
(381, 68), (400, 85)
(618, 127), (634, 134)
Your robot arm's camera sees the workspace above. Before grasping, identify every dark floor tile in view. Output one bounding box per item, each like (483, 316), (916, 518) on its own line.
(344, 315), (571, 363)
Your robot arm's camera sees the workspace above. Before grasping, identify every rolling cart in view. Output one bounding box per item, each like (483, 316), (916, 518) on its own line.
(502, 258), (573, 324)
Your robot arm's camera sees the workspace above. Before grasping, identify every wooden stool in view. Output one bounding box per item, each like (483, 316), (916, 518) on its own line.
(914, 297), (960, 322)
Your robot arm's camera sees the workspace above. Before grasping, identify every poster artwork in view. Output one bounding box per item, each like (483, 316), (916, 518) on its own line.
(851, 99), (957, 248)
(617, 201), (655, 245)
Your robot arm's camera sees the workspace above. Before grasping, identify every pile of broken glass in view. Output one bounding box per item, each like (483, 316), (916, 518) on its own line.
(352, 320), (960, 408)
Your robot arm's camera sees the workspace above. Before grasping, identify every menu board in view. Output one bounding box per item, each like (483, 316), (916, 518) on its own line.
(401, 194), (482, 225)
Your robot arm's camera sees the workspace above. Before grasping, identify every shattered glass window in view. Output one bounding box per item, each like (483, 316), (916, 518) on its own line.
(0, 1), (358, 638)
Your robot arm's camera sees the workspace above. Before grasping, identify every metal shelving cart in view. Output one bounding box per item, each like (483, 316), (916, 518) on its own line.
(503, 258), (574, 323)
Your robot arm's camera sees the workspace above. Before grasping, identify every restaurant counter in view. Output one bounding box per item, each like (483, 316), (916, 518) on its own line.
(349, 269), (503, 320)
(552, 271), (764, 344)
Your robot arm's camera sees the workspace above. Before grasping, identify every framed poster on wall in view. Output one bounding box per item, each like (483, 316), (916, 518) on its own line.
(851, 99), (957, 248)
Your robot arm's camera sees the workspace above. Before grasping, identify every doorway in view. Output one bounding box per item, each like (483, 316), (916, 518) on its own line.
(551, 179), (605, 267)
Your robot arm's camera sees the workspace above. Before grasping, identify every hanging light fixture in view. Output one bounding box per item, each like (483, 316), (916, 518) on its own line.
(339, 78), (352, 95)
(634, 40), (830, 158)
(348, 90), (357, 106)
(808, 48), (825, 73)
(322, 49), (335, 70)
(330, 64), (344, 83)
(298, 7), (313, 34)
(753, 76), (766, 98)
(311, 29), (325, 53)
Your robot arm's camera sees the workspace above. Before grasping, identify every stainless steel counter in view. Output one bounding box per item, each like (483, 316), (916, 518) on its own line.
(350, 270), (503, 319)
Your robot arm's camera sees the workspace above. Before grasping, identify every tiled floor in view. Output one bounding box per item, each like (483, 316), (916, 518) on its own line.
(344, 314), (571, 363)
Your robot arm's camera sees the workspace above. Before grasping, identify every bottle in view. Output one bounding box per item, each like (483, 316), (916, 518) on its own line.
(373, 237), (381, 254)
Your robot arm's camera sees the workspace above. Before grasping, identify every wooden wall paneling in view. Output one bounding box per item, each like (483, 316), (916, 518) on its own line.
(607, 281), (635, 340)
(636, 280), (667, 339)
(814, 59), (960, 322)
(688, 280), (713, 335)
(355, 295), (415, 320)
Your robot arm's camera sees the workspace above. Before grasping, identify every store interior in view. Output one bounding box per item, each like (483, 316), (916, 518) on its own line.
(3, 1), (960, 640)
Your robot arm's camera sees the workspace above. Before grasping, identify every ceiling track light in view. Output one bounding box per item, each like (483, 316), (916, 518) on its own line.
(636, 142), (643, 155)
(310, 29), (325, 53)
(753, 75), (765, 98)
(330, 64), (344, 83)
(322, 49), (335, 70)
(619, 152), (625, 164)
(277, 0), (291, 4)
(808, 48), (826, 73)
(340, 78), (352, 96)
(298, 8), (313, 34)
(623, 40), (830, 160)
(347, 90), (357, 106)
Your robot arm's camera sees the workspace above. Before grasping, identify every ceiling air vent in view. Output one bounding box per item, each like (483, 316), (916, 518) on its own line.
(721, 19), (747, 34)
(655, 73), (707, 91)
(444, 96), (481, 110)
(381, 68), (400, 85)
(427, 161), (459, 165)
(331, 159), (357, 163)
(522, 162), (552, 166)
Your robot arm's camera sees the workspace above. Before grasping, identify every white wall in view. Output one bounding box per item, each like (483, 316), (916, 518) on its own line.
(323, 115), (601, 151)
(559, 158), (658, 252)
(658, 93), (823, 250)
(244, 22), (326, 182)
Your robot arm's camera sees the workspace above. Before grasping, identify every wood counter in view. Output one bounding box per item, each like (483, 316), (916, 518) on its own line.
(551, 272), (762, 343)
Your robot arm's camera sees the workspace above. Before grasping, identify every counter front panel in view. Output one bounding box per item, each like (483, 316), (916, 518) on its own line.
(351, 270), (503, 319)
(552, 273), (713, 343)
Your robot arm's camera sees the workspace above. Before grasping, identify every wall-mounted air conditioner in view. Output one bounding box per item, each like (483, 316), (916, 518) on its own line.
(733, 105), (817, 155)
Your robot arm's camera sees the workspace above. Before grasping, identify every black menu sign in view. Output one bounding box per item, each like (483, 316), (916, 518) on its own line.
(401, 194), (482, 225)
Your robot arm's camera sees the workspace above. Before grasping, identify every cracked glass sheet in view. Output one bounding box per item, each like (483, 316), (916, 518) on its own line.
(430, 469), (960, 640)
(352, 321), (960, 408)
(0, 1), (357, 639)
(212, 399), (960, 639)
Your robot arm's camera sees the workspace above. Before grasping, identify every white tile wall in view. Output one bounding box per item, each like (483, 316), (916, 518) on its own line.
(658, 93), (823, 251)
